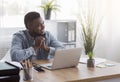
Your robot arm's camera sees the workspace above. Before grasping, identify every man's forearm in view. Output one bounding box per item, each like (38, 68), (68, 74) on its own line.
(10, 47), (35, 62)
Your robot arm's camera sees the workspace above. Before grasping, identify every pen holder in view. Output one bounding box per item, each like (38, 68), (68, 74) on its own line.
(23, 67), (33, 81)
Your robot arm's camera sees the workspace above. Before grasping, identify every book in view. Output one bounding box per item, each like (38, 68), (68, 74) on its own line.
(0, 62), (20, 76)
(0, 75), (20, 82)
(7, 61), (23, 69)
(0, 60), (23, 69)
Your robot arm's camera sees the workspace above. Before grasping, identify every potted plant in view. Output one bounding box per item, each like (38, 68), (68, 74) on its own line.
(87, 52), (95, 67)
(39, 0), (60, 20)
(79, 11), (102, 67)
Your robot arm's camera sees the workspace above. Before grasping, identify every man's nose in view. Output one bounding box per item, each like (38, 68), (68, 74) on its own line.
(38, 25), (44, 30)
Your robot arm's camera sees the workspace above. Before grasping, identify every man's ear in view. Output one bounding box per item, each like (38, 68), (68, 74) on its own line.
(26, 23), (30, 29)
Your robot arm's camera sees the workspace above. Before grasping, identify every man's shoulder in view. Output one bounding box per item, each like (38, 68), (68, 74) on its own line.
(14, 30), (27, 35)
(13, 30), (27, 39)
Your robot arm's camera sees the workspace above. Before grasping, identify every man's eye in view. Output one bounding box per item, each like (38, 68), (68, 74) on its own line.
(42, 21), (44, 24)
(40, 22), (44, 26)
(41, 22), (44, 25)
(34, 25), (39, 28)
(41, 21), (44, 24)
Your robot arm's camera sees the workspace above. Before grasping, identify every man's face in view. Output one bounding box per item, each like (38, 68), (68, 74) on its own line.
(28, 18), (45, 37)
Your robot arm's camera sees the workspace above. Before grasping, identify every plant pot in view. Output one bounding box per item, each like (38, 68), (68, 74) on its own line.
(87, 59), (95, 67)
(44, 8), (51, 20)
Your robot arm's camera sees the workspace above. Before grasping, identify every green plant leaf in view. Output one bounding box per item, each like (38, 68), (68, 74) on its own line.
(79, 10), (102, 55)
(39, 0), (60, 14)
(88, 52), (93, 59)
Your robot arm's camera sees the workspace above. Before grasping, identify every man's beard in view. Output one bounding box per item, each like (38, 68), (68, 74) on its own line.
(34, 31), (45, 37)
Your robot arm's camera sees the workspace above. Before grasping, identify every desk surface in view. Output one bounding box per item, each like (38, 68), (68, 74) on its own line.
(20, 59), (120, 82)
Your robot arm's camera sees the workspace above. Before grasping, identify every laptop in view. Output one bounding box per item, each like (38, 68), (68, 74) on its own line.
(40, 48), (82, 70)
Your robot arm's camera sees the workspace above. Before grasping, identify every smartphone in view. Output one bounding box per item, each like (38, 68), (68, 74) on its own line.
(32, 63), (45, 72)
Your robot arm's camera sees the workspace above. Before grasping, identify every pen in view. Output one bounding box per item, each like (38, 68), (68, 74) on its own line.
(25, 60), (28, 69)
(27, 59), (31, 68)
(20, 62), (24, 70)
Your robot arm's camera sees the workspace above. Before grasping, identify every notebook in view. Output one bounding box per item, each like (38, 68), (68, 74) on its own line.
(0, 61), (20, 76)
(79, 57), (106, 65)
(0, 75), (20, 82)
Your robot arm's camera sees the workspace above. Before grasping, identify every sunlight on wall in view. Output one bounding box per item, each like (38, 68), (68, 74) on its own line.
(106, 0), (120, 62)
(54, 0), (78, 20)
(111, 0), (120, 32)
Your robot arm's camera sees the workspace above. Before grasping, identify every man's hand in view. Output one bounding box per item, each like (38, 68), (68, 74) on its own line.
(40, 40), (50, 52)
(33, 36), (45, 51)
(33, 36), (50, 52)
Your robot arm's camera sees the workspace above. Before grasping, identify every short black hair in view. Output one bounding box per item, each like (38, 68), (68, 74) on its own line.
(24, 11), (41, 28)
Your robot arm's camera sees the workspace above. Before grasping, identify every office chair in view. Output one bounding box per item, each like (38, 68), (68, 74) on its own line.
(0, 50), (11, 62)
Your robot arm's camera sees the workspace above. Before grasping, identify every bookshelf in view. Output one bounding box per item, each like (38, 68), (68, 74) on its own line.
(45, 20), (76, 48)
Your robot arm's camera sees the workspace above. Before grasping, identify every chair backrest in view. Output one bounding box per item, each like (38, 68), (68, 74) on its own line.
(0, 50), (11, 62)
(0, 27), (25, 60)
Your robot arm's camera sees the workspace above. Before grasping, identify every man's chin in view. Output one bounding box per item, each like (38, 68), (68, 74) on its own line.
(35, 32), (45, 36)
(41, 31), (45, 34)
(40, 31), (44, 34)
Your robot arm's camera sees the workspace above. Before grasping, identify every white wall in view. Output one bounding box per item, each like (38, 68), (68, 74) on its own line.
(105, 0), (120, 62)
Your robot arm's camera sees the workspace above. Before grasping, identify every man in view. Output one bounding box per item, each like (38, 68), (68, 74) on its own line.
(10, 11), (64, 62)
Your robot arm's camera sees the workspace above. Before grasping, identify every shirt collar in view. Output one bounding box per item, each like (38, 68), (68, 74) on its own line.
(26, 30), (34, 40)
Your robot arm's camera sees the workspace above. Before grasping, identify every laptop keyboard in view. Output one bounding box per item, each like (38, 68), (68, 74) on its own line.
(45, 63), (52, 68)
(40, 63), (52, 69)
(47, 65), (52, 68)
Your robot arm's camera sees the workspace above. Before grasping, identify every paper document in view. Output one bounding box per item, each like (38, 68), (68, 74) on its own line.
(79, 58), (106, 65)
(0, 61), (23, 69)
(8, 61), (23, 69)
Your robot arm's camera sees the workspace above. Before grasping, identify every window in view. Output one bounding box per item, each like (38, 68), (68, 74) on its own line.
(0, 0), (41, 28)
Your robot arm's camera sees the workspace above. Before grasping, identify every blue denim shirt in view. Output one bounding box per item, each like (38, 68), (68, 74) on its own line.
(10, 30), (64, 62)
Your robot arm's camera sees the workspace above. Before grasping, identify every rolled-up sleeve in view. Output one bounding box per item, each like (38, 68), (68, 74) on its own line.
(10, 34), (35, 62)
